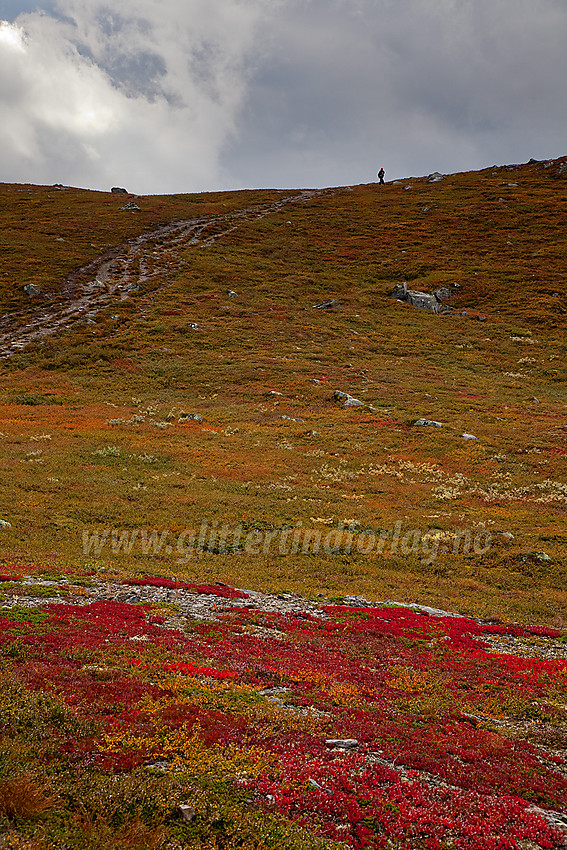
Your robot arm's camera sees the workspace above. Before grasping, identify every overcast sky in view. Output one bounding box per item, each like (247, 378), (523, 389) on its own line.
(1, 0), (566, 194)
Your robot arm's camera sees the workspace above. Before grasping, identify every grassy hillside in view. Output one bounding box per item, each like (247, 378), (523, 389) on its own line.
(1, 161), (566, 623)
(0, 160), (566, 848)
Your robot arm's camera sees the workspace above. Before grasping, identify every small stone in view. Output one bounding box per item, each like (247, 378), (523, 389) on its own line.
(121, 200), (140, 211)
(24, 284), (41, 297)
(0, 519), (12, 530)
(178, 413), (203, 423)
(534, 552), (551, 562)
(188, 322), (198, 330)
(178, 804), (196, 823)
(227, 289), (238, 298)
(462, 433), (477, 440)
(427, 172), (444, 183)
(499, 532), (515, 541)
(413, 418), (443, 427)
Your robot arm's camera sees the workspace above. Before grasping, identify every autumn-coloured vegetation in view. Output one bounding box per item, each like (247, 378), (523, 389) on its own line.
(0, 589), (566, 847)
(0, 159), (566, 846)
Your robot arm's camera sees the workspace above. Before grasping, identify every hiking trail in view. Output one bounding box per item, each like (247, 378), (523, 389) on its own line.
(0, 189), (326, 359)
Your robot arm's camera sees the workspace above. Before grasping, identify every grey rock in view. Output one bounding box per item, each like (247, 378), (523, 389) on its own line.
(534, 552), (551, 562)
(499, 532), (515, 541)
(24, 284), (41, 297)
(111, 187), (129, 194)
(227, 290), (238, 298)
(407, 291), (440, 312)
(179, 413), (203, 423)
(188, 322), (198, 330)
(344, 595), (370, 606)
(308, 778), (333, 795)
(178, 804), (196, 823)
(121, 200), (140, 211)
(313, 299), (341, 311)
(427, 172), (444, 183)
(462, 433), (477, 440)
(433, 287), (452, 302)
(0, 519), (12, 530)
(325, 739), (359, 750)
(391, 282), (441, 313)
(334, 390), (364, 408)
(413, 418), (443, 427)
(117, 593), (138, 603)
(385, 600), (462, 618)
(527, 805), (567, 834)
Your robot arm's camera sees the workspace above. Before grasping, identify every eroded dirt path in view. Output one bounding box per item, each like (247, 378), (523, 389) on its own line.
(0, 189), (324, 359)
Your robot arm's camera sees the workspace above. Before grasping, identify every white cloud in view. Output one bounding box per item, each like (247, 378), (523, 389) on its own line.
(0, 1), (279, 191)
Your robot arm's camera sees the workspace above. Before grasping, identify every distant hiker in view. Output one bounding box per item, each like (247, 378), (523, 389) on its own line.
(378, 168), (385, 185)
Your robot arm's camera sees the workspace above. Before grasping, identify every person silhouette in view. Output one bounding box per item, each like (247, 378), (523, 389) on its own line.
(378, 168), (385, 185)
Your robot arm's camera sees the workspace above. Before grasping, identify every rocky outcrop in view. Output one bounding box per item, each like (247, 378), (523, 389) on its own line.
(391, 282), (453, 314)
(334, 390), (364, 408)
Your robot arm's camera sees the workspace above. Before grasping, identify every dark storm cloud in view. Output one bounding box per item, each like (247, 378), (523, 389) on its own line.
(228, 0), (567, 187)
(1, 0), (566, 192)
